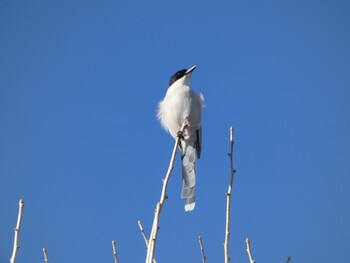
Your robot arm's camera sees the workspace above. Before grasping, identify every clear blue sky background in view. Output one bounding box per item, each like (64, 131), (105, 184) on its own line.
(1, 1), (349, 262)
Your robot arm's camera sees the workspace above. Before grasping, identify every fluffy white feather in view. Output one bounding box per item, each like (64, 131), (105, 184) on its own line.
(157, 66), (204, 211)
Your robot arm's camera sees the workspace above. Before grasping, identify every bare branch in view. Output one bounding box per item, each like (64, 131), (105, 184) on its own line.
(138, 220), (149, 246)
(42, 248), (49, 263)
(224, 127), (236, 263)
(146, 123), (187, 263)
(245, 238), (255, 263)
(138, 220), (157, 263)
(198, 236), (206, 263)
(10, 199), (24, 263)
(112, 240), (119, 263)
(286, 256), (291, 263)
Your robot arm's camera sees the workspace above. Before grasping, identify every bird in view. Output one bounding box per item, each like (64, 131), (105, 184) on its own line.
(157, 65), (204, 211)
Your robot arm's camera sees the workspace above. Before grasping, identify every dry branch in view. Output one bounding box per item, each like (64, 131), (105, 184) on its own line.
(224, 127), (236, 263)
(245, 238), (255, 263)
(138, 220), (157, 263)
(10, 199), (24, 263)
(138, 220), (149, 246)
(198, 236), (206, 263)
(42, 248), (49, 263)
(112, 240), (119, 263)
(145, 123), (187, 263)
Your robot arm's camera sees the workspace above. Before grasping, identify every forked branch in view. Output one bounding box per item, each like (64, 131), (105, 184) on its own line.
(145, 123), (187, 263)
(138, 220), (156, 263)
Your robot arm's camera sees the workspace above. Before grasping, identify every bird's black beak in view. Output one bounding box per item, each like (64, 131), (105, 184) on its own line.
(186, 65), (197, 75)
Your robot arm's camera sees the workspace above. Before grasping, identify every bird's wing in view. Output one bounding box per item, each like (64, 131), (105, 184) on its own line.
(195, 127), (202, 159)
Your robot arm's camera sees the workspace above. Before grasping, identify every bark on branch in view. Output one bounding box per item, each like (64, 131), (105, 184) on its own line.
(10, 199), (24, 263)
(42, 248), (49, 263)
(245, 238), (255, 263)
(145, 123), (187, 263)
(198, 236), (206, 263)
(138, 220), (156, 263)
(224, 127), (236, 263)
(112, 240), (119, 263)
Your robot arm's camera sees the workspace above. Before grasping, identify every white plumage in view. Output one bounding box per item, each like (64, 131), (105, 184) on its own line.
(157, 66), (204, 211)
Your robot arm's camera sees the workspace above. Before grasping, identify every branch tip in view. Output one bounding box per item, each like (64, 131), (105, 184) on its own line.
(198, 235), (206, 263)
(112, 240), (119, 263)
(10, 199), (25, 263)
(245, 238), (255, 263)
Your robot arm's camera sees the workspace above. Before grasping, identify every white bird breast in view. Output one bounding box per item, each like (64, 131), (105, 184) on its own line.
(158, 81), (204, 140)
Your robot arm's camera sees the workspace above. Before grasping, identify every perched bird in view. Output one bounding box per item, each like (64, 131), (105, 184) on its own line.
(157, 65), (204, 211)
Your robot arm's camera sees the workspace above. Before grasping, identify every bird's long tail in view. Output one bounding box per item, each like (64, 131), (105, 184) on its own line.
(180, 139), (196, 211)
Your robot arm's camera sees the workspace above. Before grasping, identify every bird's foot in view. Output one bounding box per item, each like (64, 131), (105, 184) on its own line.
(177, 130), (185, 140)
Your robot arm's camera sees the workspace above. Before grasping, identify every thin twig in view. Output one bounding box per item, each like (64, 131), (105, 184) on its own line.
(42, 248), (49, 263)
(245, 238), (256, 263)
(198, 236), (206, 263)
(286, 256), (291, 263)
(112, 240), (119, 263)
(145, 123), (187, 263)
(138, 220), (157, 263)
(138, 220), (149, 246)
(224, 127), (235, 263)
(10, 199), (24, 263)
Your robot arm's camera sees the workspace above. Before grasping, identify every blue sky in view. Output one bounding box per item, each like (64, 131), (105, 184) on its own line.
(1, 0), (349, 262)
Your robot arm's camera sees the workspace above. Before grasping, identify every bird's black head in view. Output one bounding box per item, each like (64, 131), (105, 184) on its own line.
(169, 69), (187, 86)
